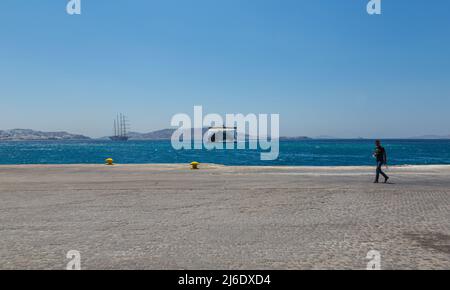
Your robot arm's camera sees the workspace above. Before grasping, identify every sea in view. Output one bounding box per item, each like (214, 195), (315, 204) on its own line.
(1, 139), (450, 166)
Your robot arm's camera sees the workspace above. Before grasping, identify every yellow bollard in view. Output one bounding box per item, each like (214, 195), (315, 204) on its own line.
(190, 161), (199, 170)
(105, 158), (114, 165)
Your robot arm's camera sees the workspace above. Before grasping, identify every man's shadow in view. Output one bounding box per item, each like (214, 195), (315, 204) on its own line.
(372, 181), (396, 185)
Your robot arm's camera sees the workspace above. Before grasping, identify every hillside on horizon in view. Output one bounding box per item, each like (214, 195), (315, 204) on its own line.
(0, 129), (90, 141)
(2, 128), (450, 141)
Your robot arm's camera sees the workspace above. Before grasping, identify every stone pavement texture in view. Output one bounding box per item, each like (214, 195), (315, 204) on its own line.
(0, 164), (449, 269)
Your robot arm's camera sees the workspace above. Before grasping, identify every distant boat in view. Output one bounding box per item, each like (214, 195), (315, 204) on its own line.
(206, 126), (237, 143)
(109, 113), (129, 141)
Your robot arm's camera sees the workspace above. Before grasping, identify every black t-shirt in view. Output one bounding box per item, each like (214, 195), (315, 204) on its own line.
(374, 146), (386, 162)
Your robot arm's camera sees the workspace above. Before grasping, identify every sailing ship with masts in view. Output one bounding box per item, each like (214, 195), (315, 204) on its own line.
(110, 113), (129, 141)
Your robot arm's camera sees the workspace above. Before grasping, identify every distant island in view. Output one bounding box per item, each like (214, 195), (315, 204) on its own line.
(103, 129), (310, 141)
(0, 128), (193, 141)
(0, 129), (90, 141)
(1, 128), (449, 141)
(125, 129), (177, 140)
(407, 134), (450, 140)
(279, 136), (311, 141)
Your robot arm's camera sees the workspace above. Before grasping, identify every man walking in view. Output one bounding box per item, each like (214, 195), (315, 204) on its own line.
(373, 140), (389, 183)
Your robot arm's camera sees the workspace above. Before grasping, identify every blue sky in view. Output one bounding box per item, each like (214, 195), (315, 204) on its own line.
(1, 0), (449, 138)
